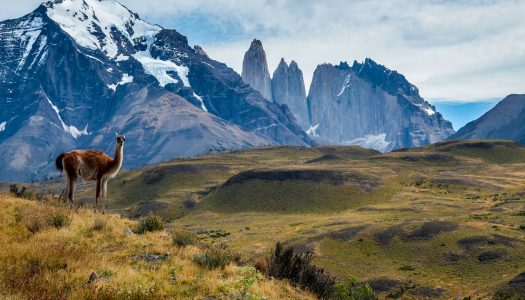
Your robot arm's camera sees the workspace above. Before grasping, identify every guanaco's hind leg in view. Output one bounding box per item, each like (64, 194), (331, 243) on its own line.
(95, 178), (101, 213)
(101, 179), (108, 214)
(63, 178), (70, 204)
(68, 178), (77, 209)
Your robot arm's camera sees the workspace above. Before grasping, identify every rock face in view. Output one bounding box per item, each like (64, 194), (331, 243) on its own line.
(450, 94), (525, 143)
(271, 59), (309, 129)
(241, 39), (273, 101)
(305, 59), (454, 151)
(0, 0), (313, 181)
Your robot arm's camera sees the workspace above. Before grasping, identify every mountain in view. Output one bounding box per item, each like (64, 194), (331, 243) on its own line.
(241, 39), (273, 101)
(450, 94), (525, 142)
(0, 0), (312, 182)
(305, 59), (454, 151)
(271, 59), (309, 130)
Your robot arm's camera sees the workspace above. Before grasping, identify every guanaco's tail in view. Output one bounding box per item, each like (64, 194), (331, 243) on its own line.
(55, 153), (65, 171)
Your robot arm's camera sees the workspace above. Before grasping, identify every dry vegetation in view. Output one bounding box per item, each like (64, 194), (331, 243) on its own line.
(0, 194), (313, 299)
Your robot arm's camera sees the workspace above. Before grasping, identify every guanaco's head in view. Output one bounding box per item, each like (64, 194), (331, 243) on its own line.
(116, 133), (126, 147)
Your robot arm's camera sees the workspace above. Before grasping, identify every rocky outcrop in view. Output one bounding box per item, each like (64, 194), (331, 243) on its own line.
(241, 39), (273, 101)
(450, 94), (525, 142)
(306, 59), (454, 151)
(271, 59), (309, 129)
(0, 0), (312, 181)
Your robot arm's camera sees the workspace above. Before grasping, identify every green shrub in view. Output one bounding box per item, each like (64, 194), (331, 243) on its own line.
(172, 230), (197, 247)
(51, 213), (71, 229)
(266, 242), (335, 299)
(235, 266), (263, 299)
(193, 245), (233, 270)
(136, 214), (164, 234)
(332, 277), (377, 300)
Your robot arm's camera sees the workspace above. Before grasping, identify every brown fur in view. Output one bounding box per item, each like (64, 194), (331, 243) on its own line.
(56, 135), (125, 213)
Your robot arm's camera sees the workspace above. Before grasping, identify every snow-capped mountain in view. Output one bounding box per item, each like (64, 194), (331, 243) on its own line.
(450, 94), (525, 142)
(0, 0), (313, 181)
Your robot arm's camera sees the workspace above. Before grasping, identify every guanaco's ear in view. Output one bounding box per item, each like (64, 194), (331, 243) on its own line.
(115, 132), (119, 137)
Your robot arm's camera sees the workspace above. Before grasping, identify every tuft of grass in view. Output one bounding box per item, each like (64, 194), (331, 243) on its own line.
(136, 214), (164, 234)
(193, 245), (237, 270)
(266, 242), (335, 299)
(90, 218), (107, 231)
(172, 230), (197, 248)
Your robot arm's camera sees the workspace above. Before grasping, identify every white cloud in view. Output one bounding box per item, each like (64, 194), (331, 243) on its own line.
(2, 0), (524, 101)
(123, 0), (525, 101)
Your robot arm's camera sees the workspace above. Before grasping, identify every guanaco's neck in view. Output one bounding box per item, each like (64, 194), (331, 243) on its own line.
(113, 144), (124, 168)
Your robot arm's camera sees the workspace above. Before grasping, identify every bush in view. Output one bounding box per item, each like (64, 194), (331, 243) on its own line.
(235, 266), (263, 299)
(193, 245), (234, 270)
(333, 277), (377, 300)
(51, 213), (71, 229)
(266, 242), (335, 299)
(136, 214), (164, 234)
(172, 230), (197, 247)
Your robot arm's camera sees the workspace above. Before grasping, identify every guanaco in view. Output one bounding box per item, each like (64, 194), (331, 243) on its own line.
(55, 134), (125, 213)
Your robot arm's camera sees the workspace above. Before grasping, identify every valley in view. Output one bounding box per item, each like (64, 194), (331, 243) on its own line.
(11, 140), (525, 298)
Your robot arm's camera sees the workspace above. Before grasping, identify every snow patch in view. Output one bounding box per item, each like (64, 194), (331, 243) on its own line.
(133, 50), (190, 87)
(343, 133), (391, 152)
(306, 124), (320, 137)
(0, 121), (6, 132)
(108, 73), (133, 91)
(193, 92), (208, 111)
(45, 94), (89, 139)
(337, 74), (353, 97)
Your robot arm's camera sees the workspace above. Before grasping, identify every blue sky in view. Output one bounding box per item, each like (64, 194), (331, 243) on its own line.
(1, 0), (524, 129)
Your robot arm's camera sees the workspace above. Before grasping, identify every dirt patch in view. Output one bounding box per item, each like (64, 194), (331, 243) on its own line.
(221, 169), (380, 191)
(324, 225), (369, 242)
(374, 221), (458, 246)
(458, 234), (516, 250)
(374, 225), (405, 247)
(478, 250), (506, 262)
(495, 271), (525, 297)
(306, 154), (343, 164)
(143, 164), (228, 184)
(132, 200), (170, 218)
(356, 206), (419, 212)
(406, 221), (458, 240)
(372, 153), (457, 163)
(409, 287), (446, 298)
(366, 277), (404, 292)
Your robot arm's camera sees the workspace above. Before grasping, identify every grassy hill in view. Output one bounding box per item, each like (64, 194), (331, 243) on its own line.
(6, 140), (525, 298)
(0, 195), (313, 299)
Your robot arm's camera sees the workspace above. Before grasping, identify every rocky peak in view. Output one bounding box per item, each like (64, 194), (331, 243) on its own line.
(271, 58), (309, 129)
(241, 38), (273, 101)
(193, 45), (208, 57)
(352, 58), (421, 103)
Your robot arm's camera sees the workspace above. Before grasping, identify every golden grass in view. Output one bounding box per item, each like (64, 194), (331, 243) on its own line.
(0, 194), (313, 299)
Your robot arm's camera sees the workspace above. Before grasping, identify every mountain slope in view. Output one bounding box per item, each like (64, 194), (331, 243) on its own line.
(306, 59), (454, 151)
(0, 0), (312, 181)
(450, 94), (525, 143)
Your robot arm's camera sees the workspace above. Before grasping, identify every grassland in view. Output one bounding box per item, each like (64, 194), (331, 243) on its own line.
(6, 140), (525, 299)
(0, 195), (313, 299)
